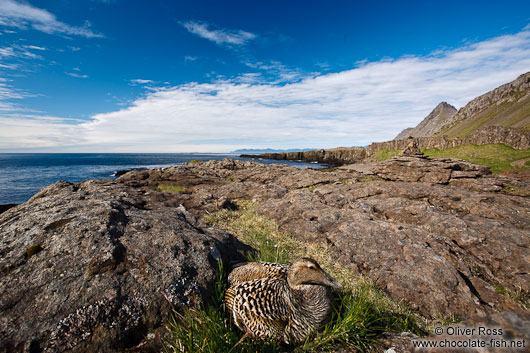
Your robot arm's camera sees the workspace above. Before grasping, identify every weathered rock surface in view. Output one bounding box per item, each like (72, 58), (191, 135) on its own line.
(122, 159), (529, 320)
(412, 310), (530, 352)
(1, 157), (529, 352)
(0, 179), (246, 352)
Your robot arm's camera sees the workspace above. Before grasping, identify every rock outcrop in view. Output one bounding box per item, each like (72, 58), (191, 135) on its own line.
(245, 126), (530, 166)
(242, 147), (367, 166)
(0, 179), (246, 352)
(120, 159), (529, 321)
(394, 102), (457, 139)
(1, 157), (529, 352)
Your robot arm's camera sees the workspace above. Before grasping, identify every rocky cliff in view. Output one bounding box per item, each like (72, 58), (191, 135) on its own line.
(370, 126), (530, 154)
(245, 125), (530, 166)
(439, 71), (530, 137)
(242, 147), (367, 166)
(394, 102), (457, 139)
(1, 158), (529, 351)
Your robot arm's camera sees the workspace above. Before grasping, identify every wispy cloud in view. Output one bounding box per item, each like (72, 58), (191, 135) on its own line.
(0, 44), (44, 59)
(25, 45), (45, 51)
(184, 55), (197, 62)
(129, 78), (155, 85)
(65, 72), (88, 79)
(181, 20), (256, 46)
(1, 27), (530, 152)
(0, 0), (103, 38)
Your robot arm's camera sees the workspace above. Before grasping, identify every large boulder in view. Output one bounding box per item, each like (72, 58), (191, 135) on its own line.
(0, 179), (244, 352)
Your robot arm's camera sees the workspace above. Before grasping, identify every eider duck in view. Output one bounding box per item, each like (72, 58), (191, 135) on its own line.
(225, 258), (342, 344)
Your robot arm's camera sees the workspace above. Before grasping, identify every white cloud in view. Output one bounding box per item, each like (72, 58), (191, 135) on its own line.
(181, 20), (256, 46)
(184, 55), (197, 62)
(25, 45), (45, 50)
(0, 44), (43, 59)
(130, 78), (155, 85)
(1, 27), (530, 152)
(65, 72), (88, 79)
(0, 0), (103, 38)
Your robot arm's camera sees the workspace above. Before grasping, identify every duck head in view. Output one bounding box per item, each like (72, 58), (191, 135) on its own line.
(287, 258), (342, 290)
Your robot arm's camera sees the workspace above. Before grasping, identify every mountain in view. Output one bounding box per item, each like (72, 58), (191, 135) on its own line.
(438, 71), (530, 138)
(395, 72), (530, 140)
(394, 102), (457, 139)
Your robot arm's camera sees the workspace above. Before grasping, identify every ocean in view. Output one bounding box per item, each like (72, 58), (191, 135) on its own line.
(0, 153), (325, 204)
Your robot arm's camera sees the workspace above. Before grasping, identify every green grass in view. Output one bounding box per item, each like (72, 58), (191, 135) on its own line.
(422, 143), (530, 174)
(373, 148), (401, 161)
(165, 201), (426, 353)
(157, 184), (188, 192)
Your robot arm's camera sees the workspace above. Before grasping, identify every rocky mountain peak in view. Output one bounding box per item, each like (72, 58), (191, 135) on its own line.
(394, 101), (457, 140)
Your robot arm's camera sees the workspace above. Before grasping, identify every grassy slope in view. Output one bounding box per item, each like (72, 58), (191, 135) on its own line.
(165, 201), (426, 353)
(422, 143), (530, 174)
(438, 92), (530, 138)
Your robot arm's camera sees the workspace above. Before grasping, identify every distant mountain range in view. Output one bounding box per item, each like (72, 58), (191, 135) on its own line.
(395, 71), (530, 140)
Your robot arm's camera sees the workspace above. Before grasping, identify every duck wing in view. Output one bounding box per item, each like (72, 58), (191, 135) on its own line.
(228, 262), (288, 286)
(225, 278), (290, 340)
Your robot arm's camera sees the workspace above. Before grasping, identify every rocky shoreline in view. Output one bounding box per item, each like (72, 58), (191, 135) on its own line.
(1, 151), (529, 352)
(243, 126), (530, 166)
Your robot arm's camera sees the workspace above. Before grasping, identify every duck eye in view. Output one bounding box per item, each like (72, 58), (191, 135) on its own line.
(308, 265), (316, 270)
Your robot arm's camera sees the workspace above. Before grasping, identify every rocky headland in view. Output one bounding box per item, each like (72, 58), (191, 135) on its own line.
(246, 72), (530, 167)
(1, 149), (529, 352)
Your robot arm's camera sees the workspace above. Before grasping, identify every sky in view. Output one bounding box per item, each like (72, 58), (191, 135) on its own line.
(1, 0), (530, 152)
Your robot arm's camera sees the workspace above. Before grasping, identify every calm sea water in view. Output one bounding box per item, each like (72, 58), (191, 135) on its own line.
(0, 153), (324, 204)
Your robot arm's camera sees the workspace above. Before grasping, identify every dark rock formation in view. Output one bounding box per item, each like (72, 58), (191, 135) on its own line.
(0, 204), (17, 215)
(245, 147), (367, 166)
(0, 179), (246, 352)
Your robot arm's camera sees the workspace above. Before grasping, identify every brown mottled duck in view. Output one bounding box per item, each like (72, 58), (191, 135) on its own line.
(225, 258), (342, 344)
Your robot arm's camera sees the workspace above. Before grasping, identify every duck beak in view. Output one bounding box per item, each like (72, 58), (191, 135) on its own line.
(324, 272), (342, 289)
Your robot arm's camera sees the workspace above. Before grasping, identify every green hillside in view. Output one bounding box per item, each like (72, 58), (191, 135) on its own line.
(438, 91), (530, 138)
(422, 143), (530, 174)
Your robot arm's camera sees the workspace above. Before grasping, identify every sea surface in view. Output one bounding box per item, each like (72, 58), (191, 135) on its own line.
(0, 153), (325, 204)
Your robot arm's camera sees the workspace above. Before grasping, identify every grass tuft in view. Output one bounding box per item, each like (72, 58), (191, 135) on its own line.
(373, 148), (401, 161)
(157, 184), (188, 193)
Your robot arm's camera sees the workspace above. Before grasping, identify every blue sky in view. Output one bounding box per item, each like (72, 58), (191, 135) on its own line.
(1, 0), (530, 152)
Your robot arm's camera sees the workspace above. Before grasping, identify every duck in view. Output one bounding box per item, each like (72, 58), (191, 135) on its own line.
(225, 258), (342, 344)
